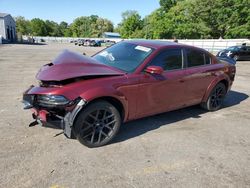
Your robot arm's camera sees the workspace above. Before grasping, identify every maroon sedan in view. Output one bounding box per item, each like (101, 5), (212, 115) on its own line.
(23, 40), (236, 147)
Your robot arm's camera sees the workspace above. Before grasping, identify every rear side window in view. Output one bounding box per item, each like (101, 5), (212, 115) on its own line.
(149, 49), (183, 71)
(186, 49), (211, 67)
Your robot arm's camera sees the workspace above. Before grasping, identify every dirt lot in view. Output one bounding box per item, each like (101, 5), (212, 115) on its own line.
(0, 43), (250, 188)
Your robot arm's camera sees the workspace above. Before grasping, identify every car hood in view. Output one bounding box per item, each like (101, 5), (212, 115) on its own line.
(36, 50), (125, 81)
(217, 50), (230, 56)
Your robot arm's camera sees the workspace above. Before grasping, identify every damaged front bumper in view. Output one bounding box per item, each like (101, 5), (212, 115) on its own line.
(23, 86), (86, 138)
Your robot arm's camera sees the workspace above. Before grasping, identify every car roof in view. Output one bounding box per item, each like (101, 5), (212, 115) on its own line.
(124, 40), (182, 49)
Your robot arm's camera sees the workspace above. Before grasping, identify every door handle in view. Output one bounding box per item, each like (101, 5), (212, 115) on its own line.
(179, 79), (185, 83)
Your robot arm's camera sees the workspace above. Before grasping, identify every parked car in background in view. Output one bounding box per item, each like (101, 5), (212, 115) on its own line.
(104, 40), (116, 46)
(73, 39), (104, 47)
(23, 40), (236, 147)
(89, 40), (101, 47)
(74, 39), (81, 45)
(216, 44), (250, 61)
(78, 39), (85, 46)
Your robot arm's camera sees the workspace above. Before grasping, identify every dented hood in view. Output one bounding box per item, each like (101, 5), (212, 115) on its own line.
(36, 50), (125, 81)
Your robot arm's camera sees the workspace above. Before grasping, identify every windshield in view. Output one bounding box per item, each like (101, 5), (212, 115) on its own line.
(93, 42), (154, 73)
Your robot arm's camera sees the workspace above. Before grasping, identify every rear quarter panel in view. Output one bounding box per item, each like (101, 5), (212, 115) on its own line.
(201, 58), (235, 102)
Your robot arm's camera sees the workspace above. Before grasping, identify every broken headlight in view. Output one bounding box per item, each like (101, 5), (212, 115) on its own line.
(37, 95), (69, 107)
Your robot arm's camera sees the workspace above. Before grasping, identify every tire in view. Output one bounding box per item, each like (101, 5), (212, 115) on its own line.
(201, 83), (226, 111)
(74, 100), (121, 148)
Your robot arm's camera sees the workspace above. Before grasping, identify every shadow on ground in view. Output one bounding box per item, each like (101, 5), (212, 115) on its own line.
(112, 90), (249, 144)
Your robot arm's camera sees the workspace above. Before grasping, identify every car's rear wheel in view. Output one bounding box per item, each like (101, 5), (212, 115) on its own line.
(201, 83), (226, 111)
(74, 100), (121, 148)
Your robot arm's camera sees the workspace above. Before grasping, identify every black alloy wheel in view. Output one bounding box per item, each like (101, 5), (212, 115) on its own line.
(201, 83), (226, 111)
(74, 100), (121, 147)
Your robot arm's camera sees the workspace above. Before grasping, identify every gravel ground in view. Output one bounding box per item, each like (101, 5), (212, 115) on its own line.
(0, 43), (249, 188)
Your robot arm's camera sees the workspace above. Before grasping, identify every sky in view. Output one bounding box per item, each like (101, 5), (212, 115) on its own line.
(0, 0), (160, 26)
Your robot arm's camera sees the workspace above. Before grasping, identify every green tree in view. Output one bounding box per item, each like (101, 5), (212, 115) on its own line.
(119, 10), (143, 38)
(143, 9), (171, 39)
(94, 18), (114, 37)
(59, 21), (73, 37)
(141, 0), (250, 39)
(30, 18), (48, 36)
(159, 0), (180, 11)
(192, 0), (250, 38)
(45, 20), (62, 36)
(221, 0), (250, 38)
(15, 16), (31, 35)
(70, 15), (114, 38)
(164, 0), (211, 39)
(71, 16), (92, 37)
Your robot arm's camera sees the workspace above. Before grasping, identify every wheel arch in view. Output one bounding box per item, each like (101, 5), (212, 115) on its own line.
(85, 96), (126, 121)
(70, 95), (127, 139)
(219, 79), (229, 91)
(78, 86), (128, 119)
(201, 77), (229, 103)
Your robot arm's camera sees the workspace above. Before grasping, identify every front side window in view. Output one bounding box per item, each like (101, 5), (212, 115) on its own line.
(93, 42), (154, 73)
(149, 49), (183, 71)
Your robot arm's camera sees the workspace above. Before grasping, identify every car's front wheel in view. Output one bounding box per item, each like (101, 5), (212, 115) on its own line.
(201, 83), (226, 111)
(233, 55), (239, 61)
(74, 100), (121, 148)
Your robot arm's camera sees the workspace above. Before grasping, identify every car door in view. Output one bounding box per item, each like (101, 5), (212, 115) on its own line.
(136, 48), (190, 118)
(181, 48), (216, 104)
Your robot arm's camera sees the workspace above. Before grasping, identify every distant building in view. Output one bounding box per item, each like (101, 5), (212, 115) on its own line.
(102, 32), (121, 39)
(0, 13), (16, 42)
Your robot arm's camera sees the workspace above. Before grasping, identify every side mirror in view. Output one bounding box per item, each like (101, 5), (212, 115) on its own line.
(145, 66), (164, 75)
